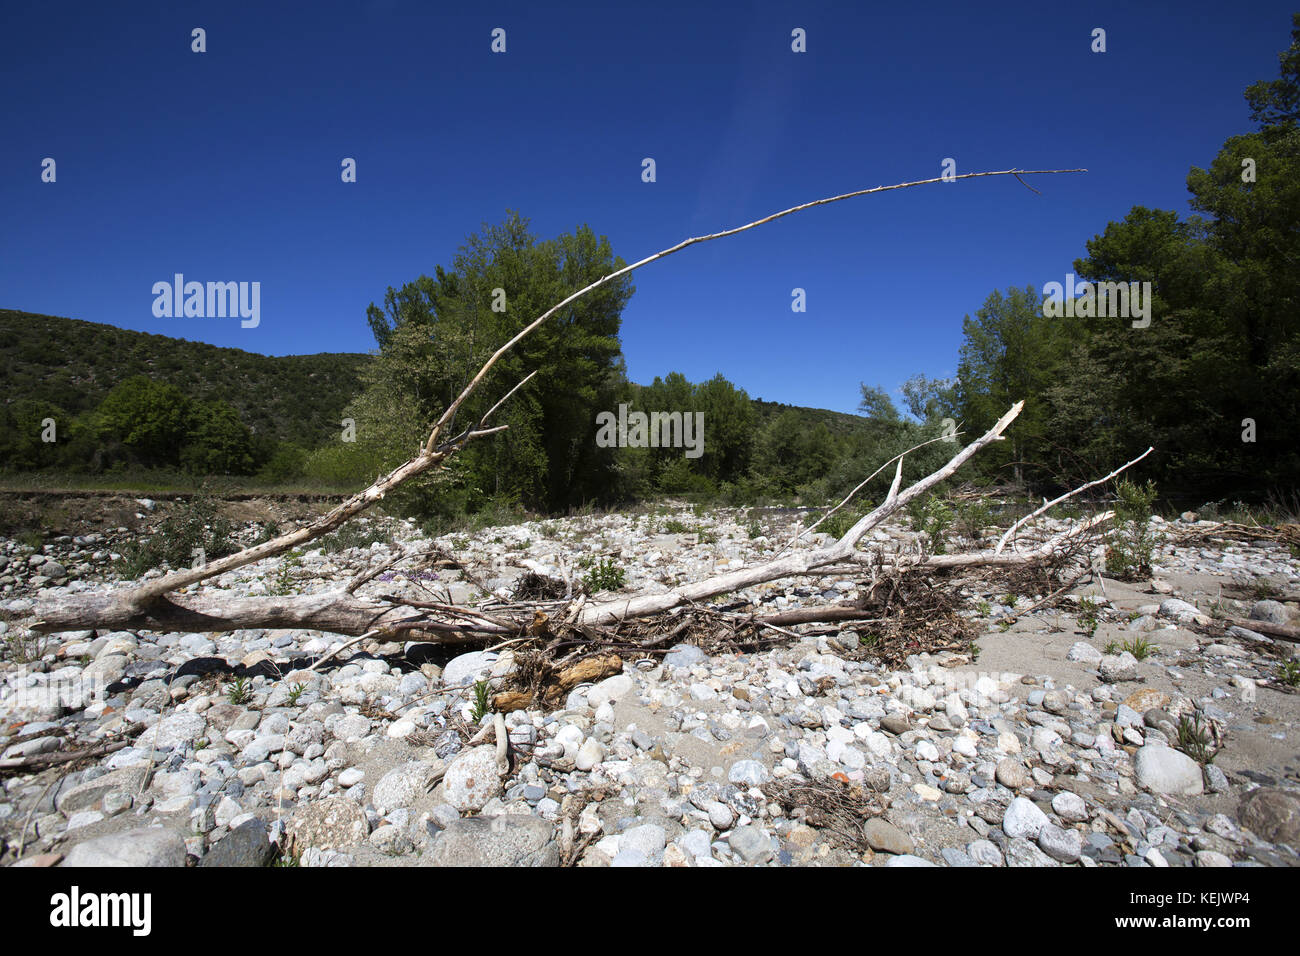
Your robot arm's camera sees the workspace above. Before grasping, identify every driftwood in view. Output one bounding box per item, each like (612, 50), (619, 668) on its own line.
(29, 167), (1108, 646)
(1225, 617), (1300, 644)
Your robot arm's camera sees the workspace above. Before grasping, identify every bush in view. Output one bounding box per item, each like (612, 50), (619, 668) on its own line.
(582, 558), (626, 592)
(116, 490), (237, 577)
(1105, 478), (1160, 580)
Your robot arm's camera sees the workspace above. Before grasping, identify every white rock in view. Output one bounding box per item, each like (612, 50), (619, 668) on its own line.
(1003, 797), (1049, 840)
(1134, 745), (1204, 796)
(1051, 791), (1088, 823)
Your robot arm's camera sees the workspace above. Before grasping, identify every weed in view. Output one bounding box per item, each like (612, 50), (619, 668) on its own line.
(747, 521), (765, 539)
(470, 679), (491, 723)
(583, 558), (626, 593)
(976, 600), (992, 616)
(1105, 635), (1154, 660)
(1175, 713), (1216, 765)
(662, 518), (690, 534)
(906, 496), (954, 554)
(269, 550), (303, 596)
(1277, 659), (1300, 688)
(286, 683), (306, 705)
(227, 676), (253, 705)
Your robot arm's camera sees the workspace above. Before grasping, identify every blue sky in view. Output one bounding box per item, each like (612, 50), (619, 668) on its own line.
(2, 1), (1293, 414)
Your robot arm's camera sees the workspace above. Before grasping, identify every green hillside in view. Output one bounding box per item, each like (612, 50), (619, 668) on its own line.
(0, 310), (370, 445)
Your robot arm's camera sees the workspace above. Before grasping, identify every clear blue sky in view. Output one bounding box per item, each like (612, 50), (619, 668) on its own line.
(2, 1), (1293, 414)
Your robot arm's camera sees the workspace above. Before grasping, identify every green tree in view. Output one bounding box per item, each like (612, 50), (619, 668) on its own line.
(353, 212), (634, 517)
(180, 400), (255, 475)
(94, 376), (192, 467)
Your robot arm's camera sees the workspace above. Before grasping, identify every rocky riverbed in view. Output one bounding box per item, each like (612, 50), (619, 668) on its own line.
(1, 505), (1298, 867)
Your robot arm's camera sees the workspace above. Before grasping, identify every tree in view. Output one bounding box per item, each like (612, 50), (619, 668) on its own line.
(955, 287), (1068, 485)
(900, 374), (959, 423)
(94, 376), (192, 468)
(180, 400), (255, 475)
(353, 212), (634, 516)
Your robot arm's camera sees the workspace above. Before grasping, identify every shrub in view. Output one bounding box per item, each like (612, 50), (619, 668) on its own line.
(583, 558), (626, 592)
(1105, 478), (1160, 580)
(115, 489), (236, 577)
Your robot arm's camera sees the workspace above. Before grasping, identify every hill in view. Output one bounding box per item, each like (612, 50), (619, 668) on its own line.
(0, 309), (370, 445)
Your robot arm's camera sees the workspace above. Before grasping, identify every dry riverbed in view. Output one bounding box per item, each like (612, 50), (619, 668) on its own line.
(1, 503), (1297, 867)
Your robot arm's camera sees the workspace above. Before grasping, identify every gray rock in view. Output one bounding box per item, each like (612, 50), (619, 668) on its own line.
(1195, 850), (1233, 867)
(199, 819), (275, 867)
(1159, 598), (1208, 626)
(1067, 641), (1103, 664)
(1238, 788), (1300, 845)
(968, 839), (1004, 866)
(1099, 652), (1138, 683)
(1249, 600), (1289, 626)
(373, 760), (444, 814)
(863, 818), (914, 855)
(1004, 836), (1059, 867)
(586, 674), (634, 709)
(727, 825), (774, 864)
(290, 796), (371, 850)
(1051, 791), (1088, 823)
(56, 766), (149, 816)
(619, 824), (667, 863)
(884, 854), (937, 867)
(1204, 764), (1229, 794)
(662, 643), (706, 672)
(727, 759), (769, 787)
(1134, 745), (1204, 796)
(150, 712), (207, 750)
(1003, 797), (1049, 840)
(63, 826), (187, 867)
(1037, 823), (1082, 863)
(425, 815), (558, 867)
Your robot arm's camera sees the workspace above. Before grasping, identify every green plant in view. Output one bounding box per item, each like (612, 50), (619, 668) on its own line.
(746, 520), (765, 539)
(1175, 713), (1216, 765)
(470, 679), (492, 723)
(1105, 635), (1154, 660)
(583, 558), (626, 592)
(1077, 597), (1101, 637)
(819, 502), (874, 541)
(227, 676), (253, 705)
(114, 488), (237, 578)
(954, 498), (995, 543)
(286, 683), (306, 705)
(662, 518), (690, 534)
(906, 495), (954, 554)
(1105, 478), (1161, 580)
(968, 640), (981, 662)
(1277, 659), (1300, 688)
(269, 550), (303, 596)
(976, 600), (992, 616)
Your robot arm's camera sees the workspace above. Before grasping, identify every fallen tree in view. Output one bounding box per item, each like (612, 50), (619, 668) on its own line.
(32, 167), (1129, 647)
